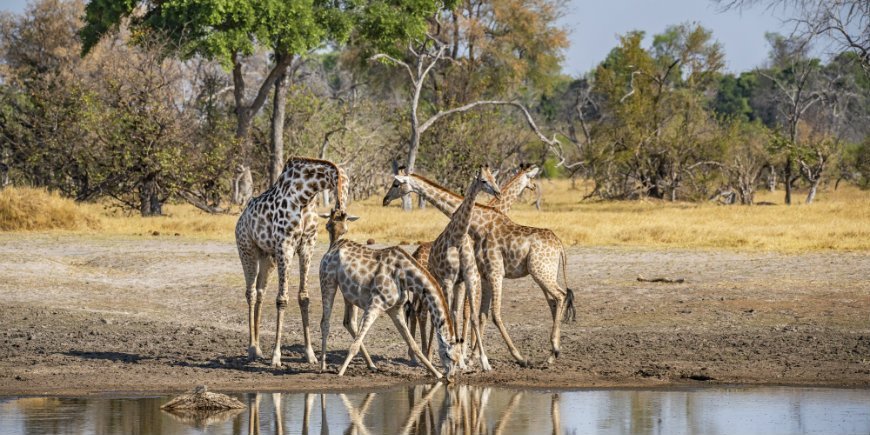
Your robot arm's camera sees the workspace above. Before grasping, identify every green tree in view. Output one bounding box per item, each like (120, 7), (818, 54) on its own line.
(80, 0), (444, 200)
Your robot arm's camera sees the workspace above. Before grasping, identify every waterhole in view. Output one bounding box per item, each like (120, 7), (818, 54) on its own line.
(1, 385), (868, 434)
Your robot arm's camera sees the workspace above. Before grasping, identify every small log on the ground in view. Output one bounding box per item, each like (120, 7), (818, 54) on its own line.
(637, 276), (685, 284)
(161, 385), (245, 410)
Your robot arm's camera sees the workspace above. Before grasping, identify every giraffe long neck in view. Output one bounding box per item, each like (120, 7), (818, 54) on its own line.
(444, 179), (483, 244)
(408, 175), (463, 216)
(407, 263), (456, 344)
(277, 159), (347, 210)
(488, 173), (526, 212)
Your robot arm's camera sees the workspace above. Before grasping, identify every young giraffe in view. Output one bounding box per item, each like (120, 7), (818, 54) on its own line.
(318, 209), (462, 380)
(405, 164), (540, 359)
(235, 157), (348, 367)
(402, 165), (501, 372)
(384, 173), (575, 366)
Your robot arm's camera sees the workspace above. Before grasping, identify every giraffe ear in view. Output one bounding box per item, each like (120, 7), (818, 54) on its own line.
(346, 215), (360, 222)
(318, 213), (331, 219)
(528, 166), (540, 178)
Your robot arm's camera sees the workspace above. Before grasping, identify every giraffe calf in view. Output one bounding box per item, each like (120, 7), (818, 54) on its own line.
(318, 210), (463, 381)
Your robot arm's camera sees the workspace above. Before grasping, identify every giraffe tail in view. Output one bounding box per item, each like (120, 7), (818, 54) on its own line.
(560, 244), (577, 323)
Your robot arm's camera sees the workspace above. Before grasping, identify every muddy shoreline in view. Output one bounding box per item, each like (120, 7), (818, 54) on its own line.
(0, 235), (867, 396)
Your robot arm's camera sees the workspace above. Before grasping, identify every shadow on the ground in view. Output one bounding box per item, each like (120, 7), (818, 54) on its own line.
(64, 351), (148, 363)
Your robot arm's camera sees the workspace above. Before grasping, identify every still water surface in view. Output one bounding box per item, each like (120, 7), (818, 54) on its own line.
(1, 385), (868, 435)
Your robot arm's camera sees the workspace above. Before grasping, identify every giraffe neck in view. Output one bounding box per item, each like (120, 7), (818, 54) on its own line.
(488, 173), (526, 211)
(444, 179), (483, 244)
(276, 158), (348, 210)
(407, 175), (463, 216)
(403, 255), (456, 343)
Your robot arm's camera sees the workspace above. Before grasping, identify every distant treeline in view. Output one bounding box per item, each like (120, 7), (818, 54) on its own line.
(0, 0), (867, 215)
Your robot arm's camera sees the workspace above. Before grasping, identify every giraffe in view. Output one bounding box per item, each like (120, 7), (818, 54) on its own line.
(384, 173), (575, 366)
(405, 163), (540, 360)
(486, 163), (540, 213)
(318, 209), (462, 380)
(235, 157), (349, 367)
(406, 165), (501, 372)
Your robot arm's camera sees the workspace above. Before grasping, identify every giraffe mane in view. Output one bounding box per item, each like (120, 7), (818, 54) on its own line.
(409, 174), (501, 213)
(394, 248), (456, 338)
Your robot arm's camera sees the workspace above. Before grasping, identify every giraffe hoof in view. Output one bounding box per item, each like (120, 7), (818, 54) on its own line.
(248, 347), (263, 361)
(518, 359), (530, 368)
(305, 350), (318, 365)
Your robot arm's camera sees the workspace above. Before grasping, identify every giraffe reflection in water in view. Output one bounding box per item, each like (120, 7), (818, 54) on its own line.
(241, 385), (558, 435)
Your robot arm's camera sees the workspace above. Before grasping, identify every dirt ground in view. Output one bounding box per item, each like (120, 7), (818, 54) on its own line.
(0, 234), (867, 396)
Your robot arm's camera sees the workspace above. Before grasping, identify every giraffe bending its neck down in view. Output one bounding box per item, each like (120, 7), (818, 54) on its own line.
(384, 172), (575, 366)
(235, 157), (349, 367)
(319, 209), (462, 380)
(397, 166), (500, 372)
(405, 164), (540, 362)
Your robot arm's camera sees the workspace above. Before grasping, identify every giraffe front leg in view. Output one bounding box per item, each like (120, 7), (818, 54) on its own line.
(343, 299), (377, 370)
(272, 250), (293, 368)
(298, 242), (318, 364)
(251, 256), (273, 360)
(389, 308), (443, 380)
(239, 249), (260, 362)
(461, 252), (491, 372)
(319, 271), (338, 373)
(338, 308), (381, 376)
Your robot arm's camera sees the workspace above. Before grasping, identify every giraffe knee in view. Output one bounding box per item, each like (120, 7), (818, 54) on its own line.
(276, 297), (290, 309)
(246, 288), (256, 303)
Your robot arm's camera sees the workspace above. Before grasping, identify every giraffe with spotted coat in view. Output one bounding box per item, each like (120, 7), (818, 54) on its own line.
(318, 209), (462, 380)
(384, 171), (575, 366)
(404, 164), (540, 361)
(235, 157), (349, 367)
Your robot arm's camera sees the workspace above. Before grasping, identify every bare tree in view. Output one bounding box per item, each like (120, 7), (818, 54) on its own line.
(715, 0), (870, 72)
(373, 34), (570, 209)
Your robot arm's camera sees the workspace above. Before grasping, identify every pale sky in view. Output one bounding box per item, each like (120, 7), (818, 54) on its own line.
(2, 0), (792, 76)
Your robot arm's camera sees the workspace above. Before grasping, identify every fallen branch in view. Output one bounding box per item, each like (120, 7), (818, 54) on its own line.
(637, 276), (685, 284)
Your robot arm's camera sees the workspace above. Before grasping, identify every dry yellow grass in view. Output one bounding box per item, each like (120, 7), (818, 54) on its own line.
(0, 187), (101, 231)
(1, 181), (868, 252)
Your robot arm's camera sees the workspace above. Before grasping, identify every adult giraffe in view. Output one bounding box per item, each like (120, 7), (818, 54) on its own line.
(235, 157), (348, 367)
(384, 171), (575, 366)
(406, 164), (538, 362)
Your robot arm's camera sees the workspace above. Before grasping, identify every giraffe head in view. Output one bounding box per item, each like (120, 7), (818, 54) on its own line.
(476, 164), (501, 199)
(320, 209), (360, 245)
(382, 166), (412, 206)
(436, 332), (462, 382)
(517, 163), (540, 192)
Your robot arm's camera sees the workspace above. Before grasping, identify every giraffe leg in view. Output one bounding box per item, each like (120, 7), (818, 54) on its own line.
(239, 245), (260, 362)
(461, 246), (490, 371)
(405, 300), (418, 363)
(272, 249), (294, 368)
(440, 276), (466, 370)
(488, 268), (528, 366)
(388, 308), (443, 379)
(531, 271), (566, 365)
(252, 256), (273, 360)
(318, 270), (338, 373)
(297, 239), (318, 364)
(342, 298), (376, 370)
(337, 308), (381, 376)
